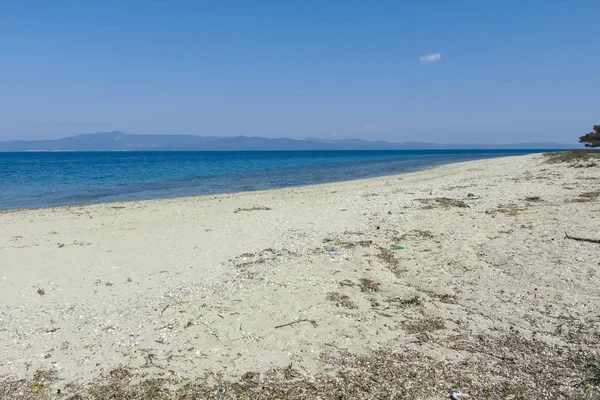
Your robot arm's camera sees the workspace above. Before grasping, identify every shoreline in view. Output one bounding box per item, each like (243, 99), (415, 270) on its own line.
(0, 151), (549, 212)
(1, 153), (530, 214)
(1, 153), (599, 399)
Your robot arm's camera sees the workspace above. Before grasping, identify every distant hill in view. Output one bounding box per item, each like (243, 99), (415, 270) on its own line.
(0, 131), (579, 152)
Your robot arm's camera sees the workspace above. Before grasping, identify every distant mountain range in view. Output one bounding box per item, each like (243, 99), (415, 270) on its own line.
(0, 131), (579, 152)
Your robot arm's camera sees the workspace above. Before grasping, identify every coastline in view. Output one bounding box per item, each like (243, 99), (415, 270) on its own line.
(1, 153), (599, 399)
(0, 149), (548, 211)
(0, 153), (479, 213)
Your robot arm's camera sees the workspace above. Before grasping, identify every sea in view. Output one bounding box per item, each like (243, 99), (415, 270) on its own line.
(0, 150), (549, 210)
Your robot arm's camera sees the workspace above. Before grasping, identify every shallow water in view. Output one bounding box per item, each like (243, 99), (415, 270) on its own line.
(0, 150), (546, 209)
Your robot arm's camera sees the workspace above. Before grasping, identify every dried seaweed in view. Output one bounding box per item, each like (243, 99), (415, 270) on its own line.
(417, 198), (469, 209)
(234, 206), (272, 213)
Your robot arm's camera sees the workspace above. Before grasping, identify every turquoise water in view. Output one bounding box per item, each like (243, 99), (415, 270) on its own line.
(0, 150), (546, 209)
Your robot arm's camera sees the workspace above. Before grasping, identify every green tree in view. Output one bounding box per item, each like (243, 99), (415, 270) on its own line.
(579, 125), (600, 148)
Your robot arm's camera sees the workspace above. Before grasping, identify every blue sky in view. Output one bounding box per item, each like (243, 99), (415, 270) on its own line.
(1, 1), (598, 143)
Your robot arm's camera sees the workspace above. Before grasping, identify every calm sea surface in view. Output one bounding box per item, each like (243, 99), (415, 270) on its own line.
(0, 150), (547, 210)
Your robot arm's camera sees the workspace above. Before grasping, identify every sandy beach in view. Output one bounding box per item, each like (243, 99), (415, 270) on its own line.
(1, 153), (599, 399)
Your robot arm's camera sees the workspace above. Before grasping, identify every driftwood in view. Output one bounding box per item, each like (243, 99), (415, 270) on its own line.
(160, 303), (170, 316)
(275, 319), (317, 329)
(565, 232), (600, 244)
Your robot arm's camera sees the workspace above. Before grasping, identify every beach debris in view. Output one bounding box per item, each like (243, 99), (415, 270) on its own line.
(581, 191), (600, 200)
(565, 232), (600, 244)
(215, 386), (225, 399)
(36, 288), (45, 296)
(418, 197), (469, 209)
(326, 292), (357, 309)
(282, 363), (301, 379)
(524, 196), (542, 202)
(45, 327), (60, 334)
(400, 229), (435, 240)
(160, 303), (171, 316)
(486, 204), (523, 216)
(423, 290), (458, 304)
(450, 389), (469, 399)
(389, 295), (422, 307)
(327, 240), (373, 249)
(30, 384), (44, 393)
(359, 278), (380, 293)
(242, 371), (260, 383)
(402, 318), (445, 334)
(570, 191), (600, 203)
(376, 247), (403, 276)
(274, 319), (318, 329)
(393, 245), (404, 250)
(574, 362), (600, 387)
(326, 247), (341, 256)
(234, 206), (271, 213)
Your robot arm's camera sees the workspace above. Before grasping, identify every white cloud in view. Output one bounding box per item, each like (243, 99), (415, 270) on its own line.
(420, 53), (441, 64)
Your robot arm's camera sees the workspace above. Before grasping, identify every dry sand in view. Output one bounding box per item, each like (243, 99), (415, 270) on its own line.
(1, 153), (599, 399)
